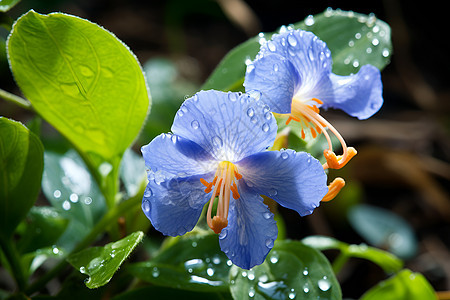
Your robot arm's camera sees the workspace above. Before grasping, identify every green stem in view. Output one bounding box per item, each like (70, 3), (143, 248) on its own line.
(0, 88), (32, 110)
(332, 251), (350, 275)
(25, 192), (142, 295)
(0, 236), (27, 291)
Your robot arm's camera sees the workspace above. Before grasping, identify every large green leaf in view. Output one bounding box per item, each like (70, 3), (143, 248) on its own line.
(128, 233), (231, 292)
(360, 269), (436, 300)
(202, 8), (391, 92)
(67, 231), (144, 289)
(7, 10), (151, 204)
(0, 117), (44, 238)
(230, 240), (342, 300)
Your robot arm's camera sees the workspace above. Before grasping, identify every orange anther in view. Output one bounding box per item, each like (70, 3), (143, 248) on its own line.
(323, 147), (357, 169)
(230, 182), (240, 199)
(211, 216), (228, 234)
(200, 178), (209, 187)
(312, 97), (323, 105)
(322, 177), (345, 202)
(301, 129), (306, 139)
(310, 127), (317, 138)
(234, 170), (243, 180)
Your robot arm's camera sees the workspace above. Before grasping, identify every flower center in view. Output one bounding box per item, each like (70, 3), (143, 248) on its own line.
(200, 161), (242, 234)
(288, 97), (357, 170)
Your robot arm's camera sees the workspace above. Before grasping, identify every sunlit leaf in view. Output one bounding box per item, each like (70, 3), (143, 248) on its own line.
(348, 204), (418, 259)
(67, 231), (144, 289)
(202, 8), (391, 92)
(128, 233), (231, 292)
(230, 240), (341, 300)
(302, 235), (403, 274)
(7, 10), (151, 205)
(360, 269), (436, 300)
(0, 117), (43, 238)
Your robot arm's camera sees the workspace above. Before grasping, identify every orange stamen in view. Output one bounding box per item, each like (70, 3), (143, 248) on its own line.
(322, 177), (345, 202)
(310, 127), (317, 138)
(323, 147), (357, 170)
(201, 161), (243, 234)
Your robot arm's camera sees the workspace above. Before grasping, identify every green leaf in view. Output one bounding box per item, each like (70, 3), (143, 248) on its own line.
(0, 0), (20, 12)
(348, 204), (418, 259)
(112, 286), (232, 300)
(202, 8), (391, 92)
(67, 231), (144, 289)
(0, 117), (44, 238)
(230, 240), (342, 300)
(360, 269), (437, 300)
(41, 149), (106, 250)
(17, 206), (69, 254)
(128, 233), (231, 292)
(302, 235), (403, 274)
(7, 10), (151, 205)
(119, 148), (146, 198)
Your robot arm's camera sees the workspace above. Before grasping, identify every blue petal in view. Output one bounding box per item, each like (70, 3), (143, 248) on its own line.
(244, 53), (298, 114)
(237, 149), (328, 216)
(141, 133), (216, 180)
(171, 90), (277, 163)
(326, 65), (383, 119)
(218, 183), (278, 269)
(142, 174), (212, 237)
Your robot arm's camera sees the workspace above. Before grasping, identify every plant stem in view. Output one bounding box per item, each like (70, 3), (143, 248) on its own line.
(0, 236), (27, 291)
(332, 252), (350, 275)
(25, 191), (143, 295)
(0, 88), (32, 110)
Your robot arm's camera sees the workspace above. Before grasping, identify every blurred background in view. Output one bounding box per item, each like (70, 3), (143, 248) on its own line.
(1, 0), (448, 298)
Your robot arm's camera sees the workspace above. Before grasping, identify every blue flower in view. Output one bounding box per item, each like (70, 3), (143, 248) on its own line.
(244, 29), (384, 170)
(141, 90), (328, 269)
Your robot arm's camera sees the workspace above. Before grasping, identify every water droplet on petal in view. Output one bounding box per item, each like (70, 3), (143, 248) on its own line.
(219, 229), (228, 240)
(228, 92), (238, 102)
(262, 123), (270, 132)
(269, 188), (278, 196)
(263, 212), (271, 219)
(142, 200), (151, 213)
(287, 34), (297, 47)
(266, 239), (274, 248)
(191, 120), (199, 129)
(273, 64), (279, 72)
(268, 41), (277, 52)
(247, 107), (255, 117)
(281, 152), (289, 159)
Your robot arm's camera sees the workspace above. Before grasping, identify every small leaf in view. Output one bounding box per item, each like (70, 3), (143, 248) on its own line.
(230, 240), (342, 300)
(0, 0), (20, 12)
(302, 235), (403, 274)
(128, 233), (231, 292)
(348, 204), (418, 259)
(360, 269), (437, 300)
(0, 117), (44, 238)
(67, 231), (144, 289)
(41, 149), (106, 250)
(17, 206), (69, 254)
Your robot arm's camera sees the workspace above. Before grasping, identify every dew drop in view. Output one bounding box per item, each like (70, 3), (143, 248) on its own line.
(226, 260), (233, 267)
(192, 241), (198, 248)
(372, 38), (380, 46)
(53, 190), (61, 199)
(152, 267), (160, 277)
(171, 135), (177, 144)
(288, 289), (296, 299)
(248, 286), (256, 298)
(348, 40), (355, 47)
(267, 41), (277, 52)
(270, 252), (279, 263)
(258, 274), (269, 283)
(353, 59), (360, 68)
(62, 200), (71, 211)
(262, 123), (270, 132)
(382, 48), (390, 57)
(191, 120), (200, 129)
(303, 268), (309, 276)
(142, 200), (151, 213)
(228, 92), (238, 102)
(273, 64), (279, 72)
(69, 193), (79, 203)
(269, 188), (278, 196)
(247, 107), (255, 117)
(219, 229), (228, 240)
(207, 268), (215, 276)
(281, 152), (289, 159)
(79, 266), (86, 274)
(305, 15), (315, 26)
(264, 112), (272, 120)
(52, 246), (60, 254)
(366, 47), (373, 54)
(303, 282), (310, 293)
(355, 32), (362, 39)
(263, 212), (271, 219)
(318, 276), (331, 291)
(248, 270), (255, 280)
(287, 34), (297, 47)
(308, 49), (315, 61)
(144, 188), (152, 198)
(84, 196), (92, 205)
(265, 239), (274, 249)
